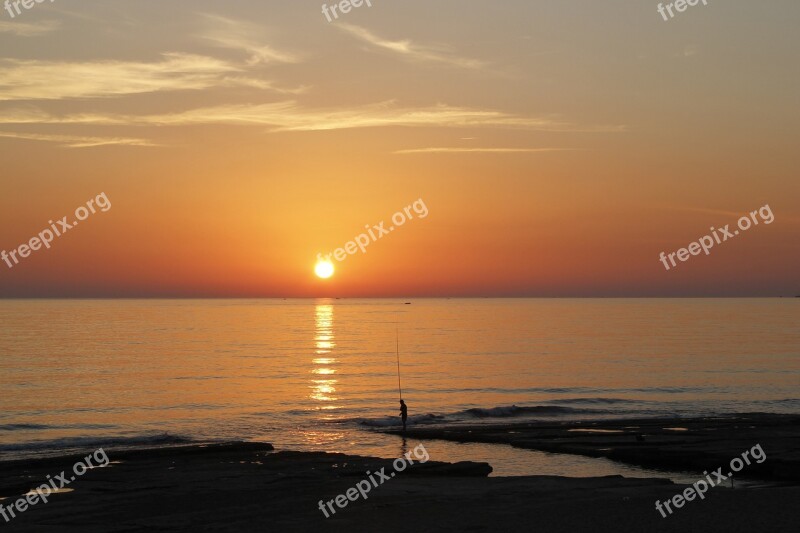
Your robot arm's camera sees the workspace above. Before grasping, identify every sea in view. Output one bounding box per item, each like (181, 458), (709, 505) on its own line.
(1, 298), (798, 480)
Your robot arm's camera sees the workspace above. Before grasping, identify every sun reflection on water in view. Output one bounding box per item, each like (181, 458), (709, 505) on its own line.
(310, 302), (338, 403)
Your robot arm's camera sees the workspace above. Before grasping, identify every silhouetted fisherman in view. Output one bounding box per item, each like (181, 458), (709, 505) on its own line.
(399, 399), (408, 432)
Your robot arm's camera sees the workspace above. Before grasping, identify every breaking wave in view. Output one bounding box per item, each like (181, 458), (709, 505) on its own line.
(355, 404), (608, 428)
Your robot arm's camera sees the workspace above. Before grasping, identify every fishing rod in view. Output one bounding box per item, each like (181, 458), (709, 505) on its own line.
(396, 326), (402, 400)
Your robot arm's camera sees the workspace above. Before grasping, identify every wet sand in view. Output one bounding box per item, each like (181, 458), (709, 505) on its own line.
(0, 433), (798, 532)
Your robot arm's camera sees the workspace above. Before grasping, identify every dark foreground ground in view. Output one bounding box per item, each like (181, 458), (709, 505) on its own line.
(0, 414), (798, 532)
(385, 413), (800, 482)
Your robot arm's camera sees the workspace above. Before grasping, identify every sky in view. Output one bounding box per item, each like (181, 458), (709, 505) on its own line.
(0, 0), (798, 297)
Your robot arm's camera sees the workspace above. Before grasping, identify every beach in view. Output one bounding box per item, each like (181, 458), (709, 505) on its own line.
(2, 414), (799, 532)
(385, 413), (800, 482)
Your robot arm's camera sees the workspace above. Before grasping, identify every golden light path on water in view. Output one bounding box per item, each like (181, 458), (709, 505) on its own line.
(311, 303), (337, 404)
(301, 303), (344, 447)
(303, 302), (346, 448)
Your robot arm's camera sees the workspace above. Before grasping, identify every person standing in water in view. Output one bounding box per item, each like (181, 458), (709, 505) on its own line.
(399, 399), (408, 432)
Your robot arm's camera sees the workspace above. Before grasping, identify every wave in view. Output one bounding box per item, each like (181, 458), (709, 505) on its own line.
(543, 397), (643, 405)
(0, 433), (194, 454)
(358, 413), (445, 428)
(0, 423), (53, 431)
(355, 403), (610, 428)
(461, 405), (594, 418)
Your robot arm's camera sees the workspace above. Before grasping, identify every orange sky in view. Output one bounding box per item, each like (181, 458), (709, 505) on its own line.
(0, 1), (798, 297)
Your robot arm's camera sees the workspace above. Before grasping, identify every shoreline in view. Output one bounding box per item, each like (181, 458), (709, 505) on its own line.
(0, 440), (798, 531)
(382, 412), (800, 482)
(1, 413), (799, 530)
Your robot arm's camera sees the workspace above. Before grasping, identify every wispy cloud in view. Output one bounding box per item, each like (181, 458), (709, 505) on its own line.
(655, 205), (800, 225)
(0, 131), (157, 148)
(395, 147), (574, 154)
(0, 53), (291, 101)
(200, 14), (300, 65)
(0, 101), (625, 133)
(219, 76), (307, 94)
(0, 19), (59, 36)
(657, 206), (762, 218)
(338, 24), (485, 69)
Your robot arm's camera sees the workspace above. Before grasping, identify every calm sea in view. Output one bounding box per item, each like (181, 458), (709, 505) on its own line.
(1, 299), (798, 478)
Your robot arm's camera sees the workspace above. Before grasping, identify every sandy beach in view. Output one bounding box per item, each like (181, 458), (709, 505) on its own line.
(2, 414), (799, 532)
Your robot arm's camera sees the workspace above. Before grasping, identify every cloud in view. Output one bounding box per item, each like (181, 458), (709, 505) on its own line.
(0, 19), (59, 36)
(0, 131), (157, 148)
(338, 24), (485, 69)
(219, 76), (308, 94)
(395, 147), (574, 154)
(657, 206), (753, 218)
(0, 101), (626, 133)
(0, 53), (289, 101)
(200, 14), (300, 65)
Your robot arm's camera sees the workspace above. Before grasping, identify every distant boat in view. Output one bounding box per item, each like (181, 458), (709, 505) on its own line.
(404, 302), (411, 305)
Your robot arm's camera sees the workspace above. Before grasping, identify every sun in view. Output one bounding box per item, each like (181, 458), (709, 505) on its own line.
(315, 260), (335, 279)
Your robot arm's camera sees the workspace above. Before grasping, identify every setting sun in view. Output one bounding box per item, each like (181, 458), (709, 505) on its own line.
(314, 260), (335, 279)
